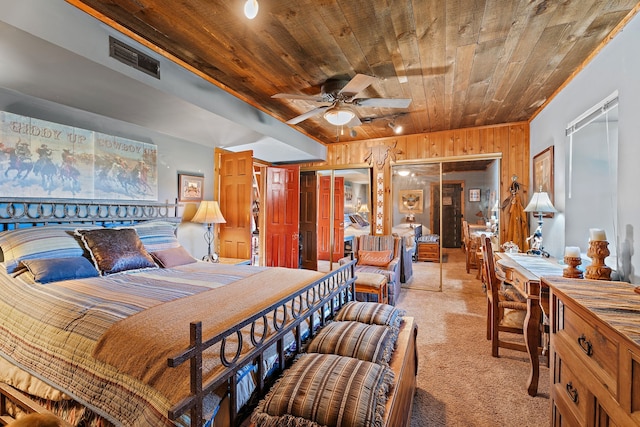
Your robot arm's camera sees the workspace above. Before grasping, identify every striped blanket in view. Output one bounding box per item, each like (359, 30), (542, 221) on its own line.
(0, 262), (322, 426)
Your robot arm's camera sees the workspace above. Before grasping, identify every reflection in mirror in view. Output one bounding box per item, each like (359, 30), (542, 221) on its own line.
(565, 93), (619, 275)
(302, 169), (371, 272)
(392, 159), (501, 292)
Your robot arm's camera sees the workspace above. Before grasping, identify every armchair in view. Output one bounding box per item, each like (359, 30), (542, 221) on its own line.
(349, 235), (402, 305)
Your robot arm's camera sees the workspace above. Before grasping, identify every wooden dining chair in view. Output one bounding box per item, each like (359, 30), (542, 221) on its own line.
(462, 220), (480, 274)
(481, 236), (528, 357)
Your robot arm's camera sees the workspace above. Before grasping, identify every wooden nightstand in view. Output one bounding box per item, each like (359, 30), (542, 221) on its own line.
(416, 241), (440, 262)
(217, 257), (251, 265)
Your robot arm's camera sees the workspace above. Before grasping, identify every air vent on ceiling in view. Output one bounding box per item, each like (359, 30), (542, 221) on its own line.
(109, 36), (160, 79)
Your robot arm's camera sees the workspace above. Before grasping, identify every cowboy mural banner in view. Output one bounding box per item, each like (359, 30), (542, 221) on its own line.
(0, 111), (157, 201)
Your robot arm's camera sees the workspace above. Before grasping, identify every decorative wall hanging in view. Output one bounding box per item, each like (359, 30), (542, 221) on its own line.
(399, 189), (423, 214)
(375, 172), (384, 234)
(532, 146), (554, 217)
(0, 111), (157, 200)
(469, 188), (481, 202)
(178, 173), (204, 202)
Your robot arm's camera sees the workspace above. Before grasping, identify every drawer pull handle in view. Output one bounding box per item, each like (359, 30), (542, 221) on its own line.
(577, 334), (593, 356)
(565, 382), (579, 403)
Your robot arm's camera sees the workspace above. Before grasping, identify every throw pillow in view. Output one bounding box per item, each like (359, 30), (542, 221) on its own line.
(357, 250), (392, 267)
(151, 246), (197, 268)
(21, 257), (99, 284)
(75, 228), (156, 275)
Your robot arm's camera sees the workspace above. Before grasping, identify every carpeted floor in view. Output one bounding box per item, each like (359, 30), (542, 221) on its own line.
(398, 249), (550, 426)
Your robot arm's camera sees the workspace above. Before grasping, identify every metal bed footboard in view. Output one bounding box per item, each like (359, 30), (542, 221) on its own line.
(167, 260), (357, 426)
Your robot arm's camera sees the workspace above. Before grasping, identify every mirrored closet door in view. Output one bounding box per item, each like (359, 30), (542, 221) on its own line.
(392, 157), (501, 292)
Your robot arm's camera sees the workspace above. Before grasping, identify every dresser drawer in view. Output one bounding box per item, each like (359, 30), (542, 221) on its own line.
(556, 301), (619, 398)
(552, 351), (588, 426)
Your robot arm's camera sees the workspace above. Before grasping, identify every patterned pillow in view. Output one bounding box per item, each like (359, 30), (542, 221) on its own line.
(151, 246), (197, 268)
(334, 301), (405, 335)
(306, 321), (395, 364)
(252, 353), (393, 427)
(130, 221), (180, 253)
(357, 250), (392, 267)
(0, 224), (100, 274)
(75, 228), (157, 275)
(21, 257), (99, 284)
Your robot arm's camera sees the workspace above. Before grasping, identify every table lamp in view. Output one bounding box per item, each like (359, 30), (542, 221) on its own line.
(192, 200), (226, 262)
(358, 203), (369, 220)
(523, 189), (557, 257)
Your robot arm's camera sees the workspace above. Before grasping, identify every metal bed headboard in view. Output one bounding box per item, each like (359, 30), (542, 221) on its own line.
(0, 198), (180, 229)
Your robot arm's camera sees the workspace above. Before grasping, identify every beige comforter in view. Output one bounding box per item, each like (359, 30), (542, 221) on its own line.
(0, 262), (322, 427)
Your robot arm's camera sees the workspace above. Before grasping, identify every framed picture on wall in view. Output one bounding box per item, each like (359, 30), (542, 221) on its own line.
(178, 173), (204, 202)
(469, 188), (481, 202)
(399, 189), (423, 214)
(533, 146), (554, 216)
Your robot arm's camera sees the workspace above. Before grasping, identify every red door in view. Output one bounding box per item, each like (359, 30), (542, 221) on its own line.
(318, 176), (344, 262)
(265, 165), (300, 268)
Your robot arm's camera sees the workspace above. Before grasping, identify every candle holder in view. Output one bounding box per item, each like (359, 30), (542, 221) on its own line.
(585, 240), (612, 280)
(563, 256), (583, 279)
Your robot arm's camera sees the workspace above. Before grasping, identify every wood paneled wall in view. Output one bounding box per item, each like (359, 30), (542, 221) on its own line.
(301, 122), (530, 242)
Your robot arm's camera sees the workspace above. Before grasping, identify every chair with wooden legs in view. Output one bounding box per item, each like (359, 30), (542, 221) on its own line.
(481, 236), (527, 357)
(462, 220), (480, 274)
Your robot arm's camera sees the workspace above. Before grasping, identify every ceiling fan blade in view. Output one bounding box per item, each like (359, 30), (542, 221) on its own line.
(285, 106), (329, 124)
(354, 98), (412, 108)
(272, 93), (325, 102)
(347, 115), (362, 127)
(339, 74), (378, 97)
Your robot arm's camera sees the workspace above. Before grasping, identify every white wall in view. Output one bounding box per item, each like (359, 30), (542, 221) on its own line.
(0, 87), (213, 259)
(530, 12), (640, 283)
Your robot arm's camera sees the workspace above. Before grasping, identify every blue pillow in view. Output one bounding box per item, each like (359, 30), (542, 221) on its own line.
(21, 257), (99, 284)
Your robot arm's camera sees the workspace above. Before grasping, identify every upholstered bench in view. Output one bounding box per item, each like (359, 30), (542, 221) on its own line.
(354, 272), (388, 304)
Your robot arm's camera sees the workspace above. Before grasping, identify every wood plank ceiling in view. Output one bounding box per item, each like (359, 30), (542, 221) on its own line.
(67, 0), (640, 145)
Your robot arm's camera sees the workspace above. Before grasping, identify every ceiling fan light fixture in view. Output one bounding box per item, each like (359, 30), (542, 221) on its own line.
(244, 0), (259, 19)
(388, 121), (403, 134)
(324, 106), (355, 126)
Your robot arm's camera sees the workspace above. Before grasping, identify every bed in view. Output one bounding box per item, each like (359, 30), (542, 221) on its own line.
(0, 199), (417, 427)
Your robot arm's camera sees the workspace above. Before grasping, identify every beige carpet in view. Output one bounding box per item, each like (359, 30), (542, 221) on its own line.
(398, 249), (550, 426)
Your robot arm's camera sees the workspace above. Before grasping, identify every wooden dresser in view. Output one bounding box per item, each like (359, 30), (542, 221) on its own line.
(544, 277), (640, 426)
(416, 235), (439, 262)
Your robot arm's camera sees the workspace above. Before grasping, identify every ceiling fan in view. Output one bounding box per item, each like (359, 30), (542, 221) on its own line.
(272, 74), (411, 127)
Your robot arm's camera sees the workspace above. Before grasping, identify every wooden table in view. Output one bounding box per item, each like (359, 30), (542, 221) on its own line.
(495, 252), (564, 396)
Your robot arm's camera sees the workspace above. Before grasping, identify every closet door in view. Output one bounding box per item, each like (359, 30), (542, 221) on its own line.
(264, 165), (300, 268)
(318, 176), (344, 262)
(218, 150), (253, 259)
(299, 171), (318, 270)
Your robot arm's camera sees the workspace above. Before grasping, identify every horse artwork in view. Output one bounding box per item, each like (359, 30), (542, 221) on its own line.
(2, 144), (33, 180)
(0, 111), (157, 200)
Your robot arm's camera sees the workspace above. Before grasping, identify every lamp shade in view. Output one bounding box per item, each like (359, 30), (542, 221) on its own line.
(358, 204), (370, 213)
(324, 106), (355, 126)
(524, 191), (557, 214)
(192, 201), (226, 224)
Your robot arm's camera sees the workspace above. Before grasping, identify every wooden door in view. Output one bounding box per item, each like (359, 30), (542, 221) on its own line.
(218, 150), (253, 259)
(317, 176), (344, 262)
(264, 165), (300, 268)
(432, 182), (463, 248)
(299, 171), (318, 270)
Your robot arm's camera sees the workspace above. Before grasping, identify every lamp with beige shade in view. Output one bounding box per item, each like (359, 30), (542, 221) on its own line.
(191, 201), (226, 263)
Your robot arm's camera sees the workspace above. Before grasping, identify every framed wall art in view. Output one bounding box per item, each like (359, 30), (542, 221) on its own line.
(533, 146), (554, 216)
(178, 173), (204, 202)
(469, 188), (481, 202)
(399, 189), (423, 214)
